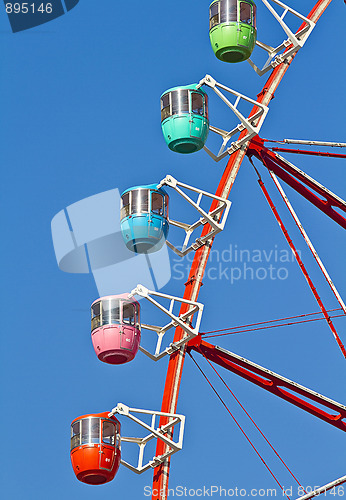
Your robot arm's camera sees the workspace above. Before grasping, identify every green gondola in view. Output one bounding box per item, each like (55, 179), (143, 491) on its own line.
(209, 0), (257, 63)
(160, 85), (209, 154)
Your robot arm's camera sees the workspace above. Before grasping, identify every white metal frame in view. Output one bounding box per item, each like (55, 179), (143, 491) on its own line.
(129, 284), (204, 361)
(157, 174), (231, 257)
(272, 153), (346, 211)
(197, 74), (269, 162)
(109, 403), (185, 474)
(265, 138), (346, 148)
(295, 475), (346, 500)
(269, 171), (346, 316)
(249, 0), (315, 76)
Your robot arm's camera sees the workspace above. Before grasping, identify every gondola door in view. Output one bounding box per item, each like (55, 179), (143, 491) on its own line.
(189, 92), (207, 139)
(237, 2), (254, 48)
(99, 420), (116, 471)
(99, 445), (114, 471)
(148, 191), (165, 242)
(121, 301), (136, 351)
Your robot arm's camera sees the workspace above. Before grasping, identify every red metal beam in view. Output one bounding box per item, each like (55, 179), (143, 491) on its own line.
(247, 136), (346, 230)
(152, 3), (334, 499)
(255, 172), (346, 358)
(270, 147), (346, 159)
(188, 338), (346, 433)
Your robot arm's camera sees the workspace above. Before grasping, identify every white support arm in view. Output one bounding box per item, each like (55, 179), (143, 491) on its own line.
(109, 403), (185, 474)
(198, 75), (269, 162)
(273, 139), (346, 148)
(249, 0), (315, 76)
(295, 475), (346, 500)
(157, 174), (232, 257)
(129, 284), (204, 361)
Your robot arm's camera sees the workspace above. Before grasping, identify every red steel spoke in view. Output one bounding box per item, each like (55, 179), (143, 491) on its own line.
(196, 347), (306, 492)
(254, 170), (346, 359)
(246, 136), (346, 229)
(202, 308), (343, 335)
(268, 171), (346, 315)
(202, 313), (346, 339)
(187, 338), (346, 433)
(188, 351), (292, 499)
(270, 147), (346, 159)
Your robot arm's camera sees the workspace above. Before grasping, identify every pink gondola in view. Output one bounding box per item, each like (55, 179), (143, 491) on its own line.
(91, 294), (141, 365)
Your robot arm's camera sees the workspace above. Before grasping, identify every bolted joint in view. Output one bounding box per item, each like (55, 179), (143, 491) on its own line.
(203, 74), (217, 88)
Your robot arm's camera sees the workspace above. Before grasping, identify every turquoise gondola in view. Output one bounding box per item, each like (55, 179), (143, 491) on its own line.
(120, 184), (169, 253)
(209, 0), (257, 63)
(160, 85), (209, 154)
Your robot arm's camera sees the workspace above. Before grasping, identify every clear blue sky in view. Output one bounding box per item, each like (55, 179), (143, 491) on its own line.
(1, 1), (345, 499)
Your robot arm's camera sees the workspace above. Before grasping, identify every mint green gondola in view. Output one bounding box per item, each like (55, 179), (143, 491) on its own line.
(160, 85), (209, 154)
(209, 0), (257, 63)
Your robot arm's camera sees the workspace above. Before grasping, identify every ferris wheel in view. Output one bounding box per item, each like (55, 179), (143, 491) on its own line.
(65, 2), (346, 499)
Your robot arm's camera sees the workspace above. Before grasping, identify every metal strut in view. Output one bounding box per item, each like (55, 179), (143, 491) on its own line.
(196, 75), (269, 162)
(270, 148), (346, 159)
(157, 175), (231, 257)
(249, 0), (315, 76)
(268, 171), (346, 316)
(129, 285), (204, 361)
(109, 403), (185, 474)
(296, 475), (346, 500)
(247, 136), (346, 230)
(264, 138), (346, 148)
(187, 338), (346, 433)
(264, 137), (346, 158)
(265, 138), (346, 158)
(251, 165), (346, 359)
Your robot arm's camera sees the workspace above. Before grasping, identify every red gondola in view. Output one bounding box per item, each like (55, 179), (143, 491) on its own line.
(70, 412), (121, 485)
